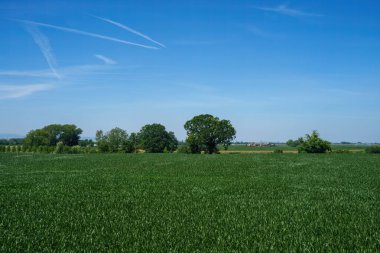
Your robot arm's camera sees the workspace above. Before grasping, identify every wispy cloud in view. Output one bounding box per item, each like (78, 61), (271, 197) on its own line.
(93, 15), (165, 48)
(0, 84), (53, 99)
(16, 19), (158, 49)
(94, 54), (117, 65)
(0, 69), (57, 78)
(173, 40), (225, 46)
(254, 4), (323, 17)
(25, 25), (60, 79)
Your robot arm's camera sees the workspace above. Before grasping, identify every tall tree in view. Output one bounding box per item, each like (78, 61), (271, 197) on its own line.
(138, 124), (178, 153)
(184, 114), (236, 154)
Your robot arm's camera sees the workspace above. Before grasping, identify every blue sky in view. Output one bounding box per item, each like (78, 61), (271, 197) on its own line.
(0, 0), (379, 142)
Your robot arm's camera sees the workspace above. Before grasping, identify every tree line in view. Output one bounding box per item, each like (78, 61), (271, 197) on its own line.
(1, 114), (379, 154)
(0, 114), (237, 154)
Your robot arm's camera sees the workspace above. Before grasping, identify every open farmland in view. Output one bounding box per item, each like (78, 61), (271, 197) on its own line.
(1, 153), (380, 252)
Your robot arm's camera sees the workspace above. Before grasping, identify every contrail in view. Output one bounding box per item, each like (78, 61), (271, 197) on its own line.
(94, 54), (117, 65)
(25, 25), (60, 79)
(93, 15), (166, 48)
(17, 19), (158, 50)
(0, 83), (53, 99)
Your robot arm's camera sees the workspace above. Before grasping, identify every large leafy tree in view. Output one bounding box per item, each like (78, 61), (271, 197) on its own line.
(24, 129), (50, 147)
(138, 123), (178, 153)
(298, 130), (331, 153)
(24, 124), (82, 147)
(184, 114), (236, 154)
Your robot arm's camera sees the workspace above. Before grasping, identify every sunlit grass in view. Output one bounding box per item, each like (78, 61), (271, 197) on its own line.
(0, 153), (379, 251)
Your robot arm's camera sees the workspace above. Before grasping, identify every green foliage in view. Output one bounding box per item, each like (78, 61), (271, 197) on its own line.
(0, 154), (379, 252)
(176, 144), (192, 154)
(69, 145), (82, 154)
(0, 138), (24, 145)
(79, 139), (94, 147)
(286, 138), (303, 147)
(96, 128), (129, 153)
(24, 129), (50, 147)
(273, 149), (283, 153)
(24, 124), (82, 147)
(298, 131), (332, 153)
(184, 114), (236, 154)
(54, 141), (65, 154)
(138, 124), (178, 153)
(365, 145), (380, 154)
(122, 133), (139, 153)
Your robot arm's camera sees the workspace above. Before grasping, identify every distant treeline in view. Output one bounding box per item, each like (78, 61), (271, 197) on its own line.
(0, 138), (24, 145)
(1, 114), (379, 154)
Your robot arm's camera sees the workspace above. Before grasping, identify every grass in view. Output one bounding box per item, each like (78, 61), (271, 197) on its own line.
(1, 153), (379, 252)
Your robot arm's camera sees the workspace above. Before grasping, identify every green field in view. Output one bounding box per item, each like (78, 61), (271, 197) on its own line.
(1, 153), (379, 252)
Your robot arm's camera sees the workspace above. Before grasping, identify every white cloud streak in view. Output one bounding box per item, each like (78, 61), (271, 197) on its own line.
(94, 54), (117, 65)
(255, 4), (322, 17)
(17, 19), (158, 50)
(93, 15), (165, 48)
(0, 70), (57, 78)
(25, 25), (60, 79)
(0, 84), (53, 99)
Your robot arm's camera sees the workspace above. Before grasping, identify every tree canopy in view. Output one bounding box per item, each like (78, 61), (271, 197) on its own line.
(24, 124), (82, 147)
(138, 123), (178, 153)
(96, 128), (129, 153)
(184, 114), (236, 154)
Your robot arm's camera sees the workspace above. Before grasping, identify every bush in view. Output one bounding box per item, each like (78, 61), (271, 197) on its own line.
(176, 144), (191, 154)
(298, 131), (331, 153)
(365, 145), (380, 154)
(69, 145), (82, 154)
(55, 141), (65, 154)
(273, 149), (283, 154)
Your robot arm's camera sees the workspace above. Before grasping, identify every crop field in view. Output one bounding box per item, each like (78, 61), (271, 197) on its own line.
(1, 153), (379, 252)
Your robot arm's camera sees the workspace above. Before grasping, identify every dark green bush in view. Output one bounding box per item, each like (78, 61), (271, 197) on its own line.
(365, 145), (380, 154)
(273, 149), (283, 154)
(298, 131), (331, 153)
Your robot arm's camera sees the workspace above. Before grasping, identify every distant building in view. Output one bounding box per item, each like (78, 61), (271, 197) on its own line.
(247, 142), (275, 147)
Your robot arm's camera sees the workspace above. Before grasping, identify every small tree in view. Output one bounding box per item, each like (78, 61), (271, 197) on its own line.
(184, 114), (236, 154)
(95, 128), (128, 153)
(298, 131), (331, 153)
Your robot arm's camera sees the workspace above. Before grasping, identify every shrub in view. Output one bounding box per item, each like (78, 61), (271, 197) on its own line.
(273, 149), (283, 154)
(298, 131), (331, 153)
(69, 145), (82, 154)
(55, 141), (65, 154)
(177, 144), (191, 154)
(365, 145), (380, 154)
